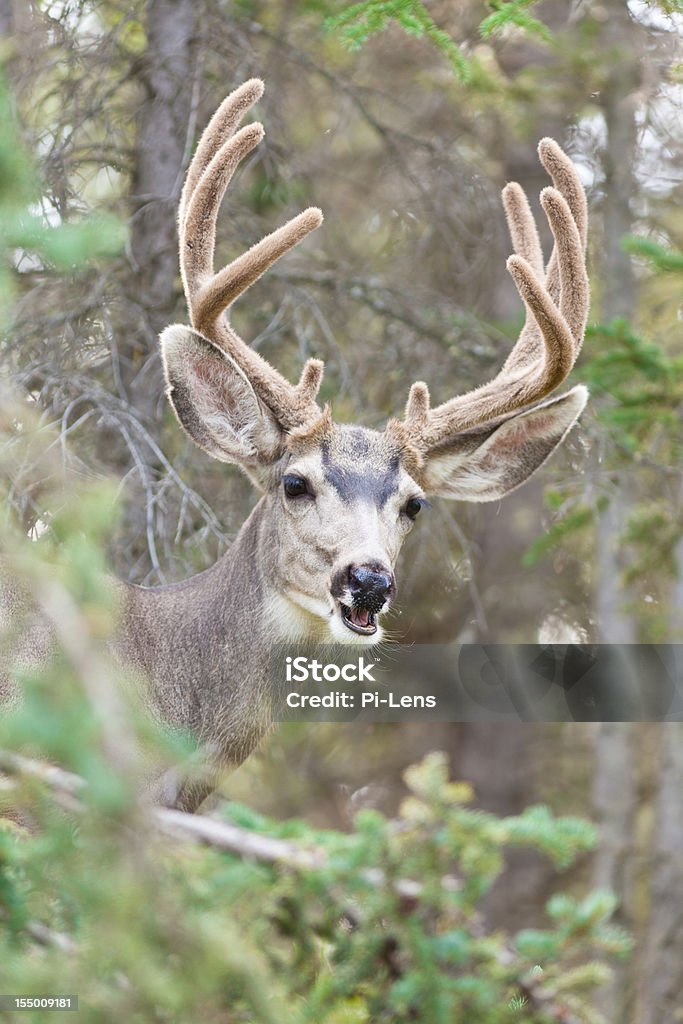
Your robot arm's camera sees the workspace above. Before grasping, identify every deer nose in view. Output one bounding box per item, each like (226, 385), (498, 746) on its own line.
(348, 564), (395, 610)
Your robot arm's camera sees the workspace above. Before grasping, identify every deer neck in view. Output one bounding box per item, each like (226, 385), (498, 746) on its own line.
(116, 495), (326, 743)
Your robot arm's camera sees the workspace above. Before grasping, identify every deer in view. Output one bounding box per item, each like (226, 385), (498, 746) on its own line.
(2, 80), (589, 813)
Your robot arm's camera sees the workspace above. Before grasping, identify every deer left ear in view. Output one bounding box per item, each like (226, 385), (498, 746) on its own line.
(420, 385), (587, 501)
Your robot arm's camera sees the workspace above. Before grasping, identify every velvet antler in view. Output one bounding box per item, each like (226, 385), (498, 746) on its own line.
(178, 79), (324, 430)
(402, 139), (589, 451)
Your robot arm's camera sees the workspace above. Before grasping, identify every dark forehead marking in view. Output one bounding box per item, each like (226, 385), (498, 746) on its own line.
(321, 434), (400, 507)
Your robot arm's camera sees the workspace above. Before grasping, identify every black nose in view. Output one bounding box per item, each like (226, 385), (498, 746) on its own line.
(348, 564), (395, 611)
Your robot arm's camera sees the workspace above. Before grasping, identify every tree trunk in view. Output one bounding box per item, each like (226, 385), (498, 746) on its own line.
(593, 0), (641, 645)
(111, 0), (197, 579)
(592, 722), (638, 1018)
(669, 478), (683, 639)
(637, 724), (683, 1022)
(595, 497), (636, 644)
(125, 0), (197, 421)
(590, 7), (645, 1018)
(0, 0), (12, 35)
(636, 598), (683, 1018)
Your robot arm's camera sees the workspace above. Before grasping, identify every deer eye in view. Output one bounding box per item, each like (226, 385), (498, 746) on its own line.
(404, 496), (427, 520)
(283, 475), (311, 499)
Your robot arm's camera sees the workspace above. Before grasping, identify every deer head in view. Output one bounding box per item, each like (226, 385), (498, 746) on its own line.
(161, 80), (589, 644)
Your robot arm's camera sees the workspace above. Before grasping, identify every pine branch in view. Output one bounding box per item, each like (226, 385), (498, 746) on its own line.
(325, 0), (470, 80)
(1, 749), (612, 1021)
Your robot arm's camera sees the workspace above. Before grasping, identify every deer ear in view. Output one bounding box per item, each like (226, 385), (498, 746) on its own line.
(421, 386), (587, 501)
(160, 325), (284, 466)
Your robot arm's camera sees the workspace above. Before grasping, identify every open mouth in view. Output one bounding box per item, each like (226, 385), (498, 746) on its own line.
(340, 603), (378, 636)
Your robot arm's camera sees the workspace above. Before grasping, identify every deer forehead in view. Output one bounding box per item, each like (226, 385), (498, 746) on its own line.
(285, 424), (416, 506)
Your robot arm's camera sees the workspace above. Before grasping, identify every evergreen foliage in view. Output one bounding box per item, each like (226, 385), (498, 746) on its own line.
(0, 74), (122, 320)
(478, 1), (551, 43)
(324, 0), (471, 79)
(323, 0), (559, 81)
(1, 720), (631, 1023)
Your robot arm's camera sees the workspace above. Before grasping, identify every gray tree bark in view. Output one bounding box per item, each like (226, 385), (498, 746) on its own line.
(637, 724), (683, 1022)
(670, 479), (683, 639)
(0, 0), (12, 36)
(593, 0), (641, 644)
(125, 0), (197, 421)
(592, 722), (638, 1018)
(596, 498), (636, 644)
(111, 0), (197, 578)
(590, 7), (645, 1019)
(635, 608), (683, 1017)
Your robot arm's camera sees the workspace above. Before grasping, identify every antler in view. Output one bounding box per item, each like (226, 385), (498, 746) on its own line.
(402, 139), (589, 451)
(178, 79), (324, 431)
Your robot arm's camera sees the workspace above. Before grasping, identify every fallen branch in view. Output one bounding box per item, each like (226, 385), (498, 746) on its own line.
(154, 807), (325, 872)
(154, 806), (460, 901)
(0, 906), (77, 955)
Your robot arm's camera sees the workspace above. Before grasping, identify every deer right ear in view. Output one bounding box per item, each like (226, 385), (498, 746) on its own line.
(160, 325), (284, 467)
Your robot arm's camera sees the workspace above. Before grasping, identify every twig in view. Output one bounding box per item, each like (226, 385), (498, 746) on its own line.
(154, 807), (325, 871)
(0, 750), (86, 815)
(25, 920), (77, 954)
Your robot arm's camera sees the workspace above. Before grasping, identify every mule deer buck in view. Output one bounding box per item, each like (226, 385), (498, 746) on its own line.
(3, 80), (589, 811)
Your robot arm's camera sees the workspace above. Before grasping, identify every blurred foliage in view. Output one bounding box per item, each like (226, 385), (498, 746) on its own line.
(582, 318), (681, 449)
(478, 1), (551, 43)
(0, 71), (123, 326)
(649, 0), (683, 13)
(624, 236), (683, 274)
(1, 702), (632, 1024)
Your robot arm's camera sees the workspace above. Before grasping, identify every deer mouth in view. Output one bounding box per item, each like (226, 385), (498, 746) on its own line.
(340, 603), (378, 636)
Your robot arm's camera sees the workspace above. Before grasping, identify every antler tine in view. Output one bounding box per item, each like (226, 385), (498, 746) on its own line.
(401, 140), (588, 451)
(500, 145), (587, 379)
(538, 139), (588, 354)
(539, 186), (588, 349)
(181, 121), (266, 297)
(501, 181), (544, 277)
(191, 206), (323, 333)
(500, 180), (586, 383)
(497, 180), (547, 376)
(178, 79), (265, 230)
(540, 140), (587, 241)
(177, 80), (325, 430)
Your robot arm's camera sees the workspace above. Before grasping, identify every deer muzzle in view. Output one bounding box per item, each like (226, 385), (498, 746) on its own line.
(332, 562), (396, 636)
